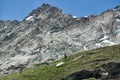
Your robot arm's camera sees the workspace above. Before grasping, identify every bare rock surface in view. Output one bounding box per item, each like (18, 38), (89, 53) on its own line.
(0, 4), (120, 75)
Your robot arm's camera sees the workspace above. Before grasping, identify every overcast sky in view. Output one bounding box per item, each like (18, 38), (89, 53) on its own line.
(0, 0), (120, 21)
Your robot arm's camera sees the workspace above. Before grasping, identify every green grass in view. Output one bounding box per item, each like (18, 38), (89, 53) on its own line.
(0, 44), (120, 80)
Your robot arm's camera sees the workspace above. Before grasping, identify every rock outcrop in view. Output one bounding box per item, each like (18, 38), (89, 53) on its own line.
(0, 4), (120, 75)
(62, 62), (120, 80)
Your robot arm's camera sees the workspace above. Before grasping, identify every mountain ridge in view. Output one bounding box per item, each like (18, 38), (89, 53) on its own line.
(0, 3), (120, 75)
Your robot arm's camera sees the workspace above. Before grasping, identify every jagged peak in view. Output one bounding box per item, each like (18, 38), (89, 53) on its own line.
(24, 3), (62, 21)
(41, 3), (52, 8)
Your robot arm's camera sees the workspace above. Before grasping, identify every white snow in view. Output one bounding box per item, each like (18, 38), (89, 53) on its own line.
(83, 46), (88, 50)
(84, 15), (88, 17)
(56, 62), (65, 67)
(96, 43), (101, 47)
(102, 40), (116, 45)
(73, 16), (77, 18)
(26, 16), (34, 21)
(100, 35), (108, 40)
(116, 18), (120, 22)
(102, 72), (108, 76)
(3, 26), (7, 29)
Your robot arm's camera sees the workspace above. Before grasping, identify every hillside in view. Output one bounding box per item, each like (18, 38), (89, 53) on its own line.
(0, 44), (120, 80)
(0, 3), (120, 76)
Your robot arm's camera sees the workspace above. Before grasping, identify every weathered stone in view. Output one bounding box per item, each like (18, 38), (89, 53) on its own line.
(62, 62), (120, 80)
(0, 4), (120, 75)
(56, 62), (65, 68)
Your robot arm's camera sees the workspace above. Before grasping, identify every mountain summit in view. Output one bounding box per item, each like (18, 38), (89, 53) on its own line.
(0, 4), (120, 75)
(25, 3), (62, 21)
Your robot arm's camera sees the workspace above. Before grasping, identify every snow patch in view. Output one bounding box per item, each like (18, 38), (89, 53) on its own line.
(83, 46), (88, 50)
(102, 72), (108, 76)
(73, 16), (77, 18)
(3, 26), (7, 29)
(100, 35), (108, 40)
(26, 16), (34, 21)
(102, 40), (116, 45)
(116, 18), (120, 22)
(96, 43), (101, 47)
(84, 15), (88, 17)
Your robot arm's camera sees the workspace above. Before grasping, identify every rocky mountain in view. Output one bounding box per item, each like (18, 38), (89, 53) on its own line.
(0, 4), (120, 75)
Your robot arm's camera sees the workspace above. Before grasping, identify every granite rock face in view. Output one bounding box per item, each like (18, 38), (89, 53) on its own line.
(0, 4), (120, 75)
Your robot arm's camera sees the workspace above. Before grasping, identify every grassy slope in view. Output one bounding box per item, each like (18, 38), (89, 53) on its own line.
(0, 44), (120, 80)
